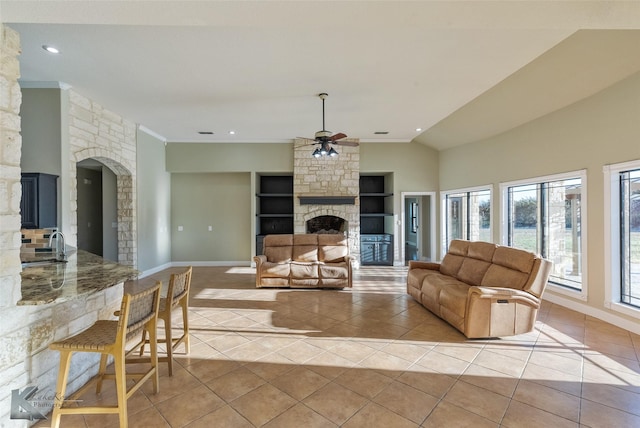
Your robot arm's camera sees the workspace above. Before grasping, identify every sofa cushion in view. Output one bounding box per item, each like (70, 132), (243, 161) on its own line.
(492, 246), (535, 273)
(293, 245), (318, 262)
(439, 281), (470, 319)
(419, 271), (460, 314)
(457, 258), (491, 286)
(290, 261), (319, 278)
(467, 241), (497, 262)
(264, 234), (293, 263)
(293, 234), (318, 246)
(440, 254), (464, 278)
(260, 261), (291, 278)
(265, 246), (292, 263)
(319, 242), (348, 262)
(319, 262), (348, 279)
(481, 264), (530, 290)
(264, 234), (293, 246)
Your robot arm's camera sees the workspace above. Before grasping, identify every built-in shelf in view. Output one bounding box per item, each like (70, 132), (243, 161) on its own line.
(359, 174), (394, 265)
(256, 175), (294, 255)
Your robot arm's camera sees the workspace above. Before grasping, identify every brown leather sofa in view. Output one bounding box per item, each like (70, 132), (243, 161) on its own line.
(254, 234), (355, 288)
(407, 239), (552, 338)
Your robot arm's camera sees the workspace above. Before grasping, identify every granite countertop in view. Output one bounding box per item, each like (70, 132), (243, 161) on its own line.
(19, 250), (139, 306)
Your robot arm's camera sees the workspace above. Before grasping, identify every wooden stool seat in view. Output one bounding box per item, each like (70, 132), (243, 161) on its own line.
(49, 282), (162, 428)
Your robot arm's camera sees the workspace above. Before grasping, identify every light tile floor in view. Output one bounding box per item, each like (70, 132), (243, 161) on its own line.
(38, 266), (640, 427)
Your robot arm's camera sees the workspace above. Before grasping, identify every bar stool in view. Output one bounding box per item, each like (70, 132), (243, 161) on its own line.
(49, 281), (162, 428)
(140, 266), (192, 376)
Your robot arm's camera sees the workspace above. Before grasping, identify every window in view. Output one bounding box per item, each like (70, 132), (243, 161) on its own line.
(442, 187), (491, 252)
(501, 170), (586, 298)
(604, 160), (640, 316)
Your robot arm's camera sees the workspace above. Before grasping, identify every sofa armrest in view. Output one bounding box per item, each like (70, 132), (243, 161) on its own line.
(468, 286), (540, 308)
(253, 255), (266, 286)
(465, 286), (542, 338)
(408, 260), (440, 271)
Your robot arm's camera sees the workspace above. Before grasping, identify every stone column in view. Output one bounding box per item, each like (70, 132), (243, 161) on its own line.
(0, 25), (23, 306)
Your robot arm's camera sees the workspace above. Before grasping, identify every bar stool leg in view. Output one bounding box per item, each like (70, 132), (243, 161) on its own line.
(113, 350), (128, 428)
(138, 330), (147, 356)
(181, 300), (190, 353)
(148, 323), (160, 393)
(96, 354), (108, 393)
(164, 314), (174, 376)
(51, 350), (73, 428)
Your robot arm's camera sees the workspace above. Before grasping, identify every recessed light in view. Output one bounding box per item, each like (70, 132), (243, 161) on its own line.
(42, 45), (60, 54)
(415, 128), (423, 132)
(229, 130), (236, 135)
(198, 131), (214, 135)
(374, 131), (389, 135)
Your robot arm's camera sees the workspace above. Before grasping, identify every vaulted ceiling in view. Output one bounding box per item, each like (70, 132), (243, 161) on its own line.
(3, 1), (640, 149)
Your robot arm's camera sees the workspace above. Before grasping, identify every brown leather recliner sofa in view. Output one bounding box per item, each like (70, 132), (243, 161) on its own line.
(254, 234), (355, 288)
(407, 239), (552, 338)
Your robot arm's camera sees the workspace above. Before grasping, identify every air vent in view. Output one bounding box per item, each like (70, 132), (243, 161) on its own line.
(198, 131), (214, 135)
(374, 131), (389, 135)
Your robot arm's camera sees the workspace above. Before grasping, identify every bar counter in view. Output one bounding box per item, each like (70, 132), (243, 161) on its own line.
(19, 250), (139, 306)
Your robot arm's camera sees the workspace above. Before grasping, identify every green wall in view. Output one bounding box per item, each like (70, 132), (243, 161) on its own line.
(137, 129), (172, 272)
(171, 172), (251, 262)
(20, 88), (62, 176)
(439, 70), (640, 326)
(165, 141), (439, 263)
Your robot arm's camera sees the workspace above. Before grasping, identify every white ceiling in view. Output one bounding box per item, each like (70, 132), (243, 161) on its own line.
(3, 1), (640, 149)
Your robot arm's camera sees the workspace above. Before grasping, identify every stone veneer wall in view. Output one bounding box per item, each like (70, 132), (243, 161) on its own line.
(0, 26), (136, 423)
(68, 90), (137, 266)
(0, 25), (22, 308)
(293, 139), (360, 260)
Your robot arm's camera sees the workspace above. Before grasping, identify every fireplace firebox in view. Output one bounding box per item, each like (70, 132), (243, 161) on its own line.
(306, 215), (347, 235)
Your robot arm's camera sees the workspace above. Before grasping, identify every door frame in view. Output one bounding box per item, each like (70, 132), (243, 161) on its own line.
(400, 192), (436, 263)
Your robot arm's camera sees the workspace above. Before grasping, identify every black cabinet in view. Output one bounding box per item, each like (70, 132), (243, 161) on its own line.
(361, 234), (393, 265)
(360, 175), (393, 264)
(256, 175), (293, 255)
(20, 172), (58, 229)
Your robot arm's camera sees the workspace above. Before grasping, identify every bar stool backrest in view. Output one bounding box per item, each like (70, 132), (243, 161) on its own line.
(118, 284), (162, 343)
(167, 266), (192, 309)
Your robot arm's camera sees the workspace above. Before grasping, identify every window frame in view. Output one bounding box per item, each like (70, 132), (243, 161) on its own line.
(440, 184), (493, 257)
(500, 169), (588, 301)
(604, 159), (640, 319)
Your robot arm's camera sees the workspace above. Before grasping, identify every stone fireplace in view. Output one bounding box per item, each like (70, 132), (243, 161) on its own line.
(293, 138), (360, 260)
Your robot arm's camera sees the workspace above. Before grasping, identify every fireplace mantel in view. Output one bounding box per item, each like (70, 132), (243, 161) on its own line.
(298, 195), (357, 205)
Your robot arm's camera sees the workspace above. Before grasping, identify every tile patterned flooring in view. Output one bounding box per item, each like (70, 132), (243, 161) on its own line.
(38, 266), (640, 427)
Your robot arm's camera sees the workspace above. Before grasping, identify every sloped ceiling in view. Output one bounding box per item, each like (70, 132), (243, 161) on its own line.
(3, 1), (640, 149)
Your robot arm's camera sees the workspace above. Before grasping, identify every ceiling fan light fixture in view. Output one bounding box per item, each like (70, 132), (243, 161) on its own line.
(312, 148), (322, 158)
(328, 147), (339, 157)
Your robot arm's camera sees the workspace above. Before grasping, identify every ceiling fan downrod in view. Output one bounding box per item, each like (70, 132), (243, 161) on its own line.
(319, 92), (328, 132)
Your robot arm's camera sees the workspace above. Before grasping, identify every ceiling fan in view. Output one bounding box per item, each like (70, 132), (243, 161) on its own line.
(299, 93), (358, 157)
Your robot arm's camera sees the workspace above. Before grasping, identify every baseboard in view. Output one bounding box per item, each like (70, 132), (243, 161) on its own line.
(544, 292), (640, 335)
(171, 261), (252, 267)
(138, 262), (173, 278)
(139, 260), (251, 277)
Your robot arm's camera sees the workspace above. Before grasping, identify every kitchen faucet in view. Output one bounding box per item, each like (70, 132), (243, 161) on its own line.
(48, 231), (66, 261)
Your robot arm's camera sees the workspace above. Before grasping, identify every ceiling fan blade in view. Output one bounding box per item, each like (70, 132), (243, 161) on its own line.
(330, 132), (347, 141)
(334, 140), (359, 147)
(296, 137), (321, 147)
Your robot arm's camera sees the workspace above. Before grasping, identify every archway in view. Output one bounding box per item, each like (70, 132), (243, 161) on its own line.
(73, 150), (136, 267)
